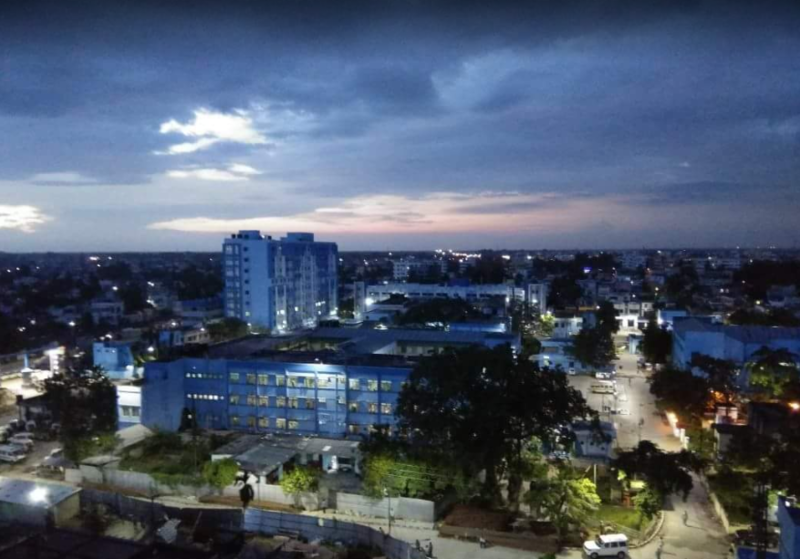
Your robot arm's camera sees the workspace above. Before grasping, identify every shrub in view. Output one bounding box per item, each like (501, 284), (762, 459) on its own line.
(280, 465), (320, 495)
(202, 458), (240, 488)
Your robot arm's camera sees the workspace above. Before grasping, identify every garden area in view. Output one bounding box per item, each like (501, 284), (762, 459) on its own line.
(706, 469), (756, 526)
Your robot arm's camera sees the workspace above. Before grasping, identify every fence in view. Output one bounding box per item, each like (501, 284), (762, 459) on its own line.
(78, 465), (211, 499)
(244, 508), (426, 559)
(332, 492), (435, 523)
(222, 479), (320, 510)
(78, 488), (423, 559)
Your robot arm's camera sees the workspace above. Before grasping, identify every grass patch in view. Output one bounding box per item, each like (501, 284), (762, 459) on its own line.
(119, 431), (210, 485)
(707, 470), (754, 526)
(596, 504), (643, 531)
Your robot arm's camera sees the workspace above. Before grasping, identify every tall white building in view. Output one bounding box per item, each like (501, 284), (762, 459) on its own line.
(223, 231), (338, 332)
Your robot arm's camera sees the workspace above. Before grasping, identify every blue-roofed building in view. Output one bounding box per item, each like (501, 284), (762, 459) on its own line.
(93, 341), (141, 380)
(142, 326), (520, 436)
(779, 497), (800, 559)
(672, 318), (800, 382)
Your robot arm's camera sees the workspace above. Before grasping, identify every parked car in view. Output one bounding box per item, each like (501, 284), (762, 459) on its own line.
(9, 433), (34, 451)
(548, 450), (570, 461)
(567, 368), (577, 375)
(0, 445), (27, 463)
(583, 533), (628, 558)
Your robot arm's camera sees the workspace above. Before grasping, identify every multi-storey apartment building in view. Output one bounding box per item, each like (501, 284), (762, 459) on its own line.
(223, 231), (338, 332)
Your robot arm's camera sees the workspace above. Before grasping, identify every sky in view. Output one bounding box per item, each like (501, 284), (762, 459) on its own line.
(1, 0), (799, 252)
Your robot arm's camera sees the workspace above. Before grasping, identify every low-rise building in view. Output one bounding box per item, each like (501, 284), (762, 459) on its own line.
(0, 477), (80, 528)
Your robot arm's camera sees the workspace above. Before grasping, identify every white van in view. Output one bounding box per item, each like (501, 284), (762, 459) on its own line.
(0, 444), (27, 463)
(583, 533), (628, 558)
(9, 433), (34, 451)
(591, 381), (616, 394)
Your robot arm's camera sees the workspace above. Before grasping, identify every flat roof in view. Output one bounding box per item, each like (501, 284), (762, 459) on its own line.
(674, 317), (800, 344)
(0, 477), (79, 509)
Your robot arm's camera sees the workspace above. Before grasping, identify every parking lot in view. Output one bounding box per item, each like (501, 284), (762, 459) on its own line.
(567, 346), (681, 453)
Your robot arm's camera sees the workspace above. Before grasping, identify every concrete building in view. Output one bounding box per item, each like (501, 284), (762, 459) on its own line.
(142, 327), (519, 435)
(392, 258), (445, 280)
(366, 282), (525, 307)
(779, 497), (800, 559)
(672, 318), (800, 373)
(93, 341), (141, 380)
(0, 477), (80, 528)
(223, 231), (338, 333)
(552, 314), (583, 338)
(177, 296), (223, 325)
(90, 298), (124, 326)
(528, 282), (548, 314)
(116, 382), (142, 428)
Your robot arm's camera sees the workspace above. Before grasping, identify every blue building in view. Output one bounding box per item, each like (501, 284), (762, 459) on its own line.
(142, 355), (411, 437)
(223, 231), (338, 333)
(779, 497), (800, 559)
(93, 341), (140, 380)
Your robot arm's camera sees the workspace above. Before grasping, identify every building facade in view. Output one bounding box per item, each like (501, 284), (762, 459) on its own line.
(223, 231), (338, 332)
(142, 357), (410, 437)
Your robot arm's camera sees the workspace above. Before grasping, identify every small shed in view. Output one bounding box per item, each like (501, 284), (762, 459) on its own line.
(0, 476), (81, 528)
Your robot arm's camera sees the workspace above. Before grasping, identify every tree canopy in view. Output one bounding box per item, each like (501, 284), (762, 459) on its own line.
(613, 441), (704, 499)
(648, 366), (713, 424)
(397, 298), (482, 328)
(641, 318), (671, 364)
(746, 346), (800, 399)
(396, 345), (595, 503)
(567, 327), (616, 369)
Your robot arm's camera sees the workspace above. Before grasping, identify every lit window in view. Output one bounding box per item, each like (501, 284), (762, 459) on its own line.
(348, 402), (359, 412)
(367, 402), (378, 413)
(230, 394), (240, 405)
(317, 398), (327, 409)
(288, 377), (299, 388)
(288, 420), (299, 430)
(247, 415), (256, 427)
(304, 376), (315, 389)
(246, 373), (256, 385)
(348, 425), (360, 434)
(305, 398), (315, 410)
(276, 397), (286, 408)
(258, 395), (268, 407)
(289, 397), (299, 409)
(367, 380), (379, 392)
(230, 372), (240, 383)
(258, 417), (268, 428)
(381, 403), (392, 415)
(246, 394), (257, 406)
(276, 375), (286, 387)
(348, 379), (360, 390)
(258, 374), (269, 385)
(231, 415), (240, 426)
(276, 418), (286, 429)
(380, 380), (392, 392)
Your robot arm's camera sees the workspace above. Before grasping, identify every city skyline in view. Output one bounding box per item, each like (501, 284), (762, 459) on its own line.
(2, 1), (800, 251)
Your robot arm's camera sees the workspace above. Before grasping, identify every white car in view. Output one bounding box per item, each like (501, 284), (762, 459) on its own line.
(9, 434), (34, 451)
(0, 445), (27, 463)
(583, 533), (629, 558)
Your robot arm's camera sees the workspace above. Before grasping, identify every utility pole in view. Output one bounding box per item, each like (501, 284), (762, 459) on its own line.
(383, 486), (392, 536)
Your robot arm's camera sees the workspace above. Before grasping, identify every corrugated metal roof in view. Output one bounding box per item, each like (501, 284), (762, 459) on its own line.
(0, 476), (79, 509)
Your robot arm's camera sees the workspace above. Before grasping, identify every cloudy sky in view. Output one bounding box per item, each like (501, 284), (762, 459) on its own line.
(1, 0), (799, 251)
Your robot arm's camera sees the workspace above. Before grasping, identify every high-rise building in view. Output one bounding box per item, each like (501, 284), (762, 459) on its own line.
(223, 231), (338, 332)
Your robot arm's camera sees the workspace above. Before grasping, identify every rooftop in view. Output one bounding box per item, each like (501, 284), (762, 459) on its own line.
(674, 317), (800, 344)
(0, 477), (79, 509)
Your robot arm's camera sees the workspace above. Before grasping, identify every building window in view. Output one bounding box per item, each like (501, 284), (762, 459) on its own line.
(258, 374), (269, 385)
(276, 397), (286, 408)
(305, 398), (315, 410)
(258, 395), (268, 407)
(231, 415), (240, 426)
(288, 420), (299, 430)
(276, 375), (286, 387)
(230, 372), (240, 383)
(276, 418), (286, 429)
(246, 394), (257, 406)
(367, 380), (379, 392)
(230, 394), (240, 405)
(247, 415), (256, 428)
(348, 425), (360, 434)
(337, 395), (346, 405)
(317, 398), (327, 409)
(348, 379), (360, 390)
(367, 402), (378, 413)
(348, 402), (359, 412)
(258, 417), (268, 428)
(246, 373), (256, 385)
(288, 377), (299, 388)
(289, 397), (299, 409)
(380, 380), (392, 392)
(304, 376), (315, 389)
(381, 403), (392, 415)
(317, 377), (331, 389)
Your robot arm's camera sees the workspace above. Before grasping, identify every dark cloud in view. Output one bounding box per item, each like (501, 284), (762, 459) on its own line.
(1, 0), (799, 248)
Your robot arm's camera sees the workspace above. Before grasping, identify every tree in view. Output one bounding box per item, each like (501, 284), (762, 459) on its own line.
(538, 313), (555, 337)
(641, 319), (671, 364)
(202, 458), (240, 488)
(397, 298), (482, 328)
(595, 301), (619, 336)
(649, 366), (711, 424)
(613, 441), (704, 499)
(43, 366), (118, 461)
(633, 487), (663, 523)
(568, 327), (616, 369)
(207, 318), (249, 342)
(526, 464), (600, 543)
(396, 345), (595, 505)
(728, 308), (800, 328)
(746, 346), (800, 399)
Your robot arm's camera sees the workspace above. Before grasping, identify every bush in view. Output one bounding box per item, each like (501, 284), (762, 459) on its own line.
(280, 465), (320, 495)
(202, 458), (240, 488)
